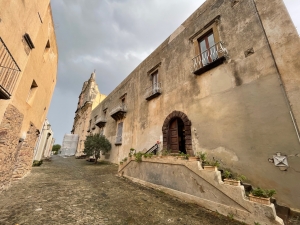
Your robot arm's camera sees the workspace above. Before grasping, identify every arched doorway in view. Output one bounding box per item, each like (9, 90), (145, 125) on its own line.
(162, 111), (193, 156)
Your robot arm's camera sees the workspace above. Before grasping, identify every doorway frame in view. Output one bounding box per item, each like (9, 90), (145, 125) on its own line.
(162, 111), (193, 156)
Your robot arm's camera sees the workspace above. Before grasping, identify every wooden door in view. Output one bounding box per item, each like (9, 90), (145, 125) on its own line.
(169, 119), (179, 153)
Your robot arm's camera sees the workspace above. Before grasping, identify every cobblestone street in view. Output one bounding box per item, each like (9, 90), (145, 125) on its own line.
(0, 156), (244, 225)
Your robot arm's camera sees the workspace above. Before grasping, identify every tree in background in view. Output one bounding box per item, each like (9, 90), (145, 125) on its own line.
(83, 134), (112, 163)
(52, 144), (61, 154)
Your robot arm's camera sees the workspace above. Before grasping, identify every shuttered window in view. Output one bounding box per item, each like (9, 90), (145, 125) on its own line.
(116, 122), (123, 145)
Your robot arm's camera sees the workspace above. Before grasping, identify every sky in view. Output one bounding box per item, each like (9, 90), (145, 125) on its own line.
(49, 0), (300, 145)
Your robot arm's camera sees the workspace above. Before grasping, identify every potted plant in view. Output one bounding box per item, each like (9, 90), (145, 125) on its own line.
(160, 149), (171, 158)
(134, 151), (143, 163)
(188, 152), (200, 161)
(179, 152), (189, 160)
(249, 187), (276, 205)
(196, 151), (208, 166)
(203, 160), (220, 171)
(128, 148), (135, 160)
(223, 170), (246, 186)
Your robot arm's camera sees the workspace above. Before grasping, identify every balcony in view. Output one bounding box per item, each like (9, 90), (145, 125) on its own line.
(95, 117), (107, 128)
(0, 38), (21, 99)
(115, 135), (122, 145)
(145, 83), (162, 101)
(192, 42), (227, 75)
(110, 104), (127, 121)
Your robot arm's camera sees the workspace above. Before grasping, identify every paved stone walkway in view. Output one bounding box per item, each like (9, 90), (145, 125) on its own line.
(0, 156), (245, 225)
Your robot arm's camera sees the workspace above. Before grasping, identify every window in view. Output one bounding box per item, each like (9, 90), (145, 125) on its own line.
(199, 32), (218, 66)
(115, 122), (123, 145)
(23, 33), (35, 49)
(190, 16), (228, 75)
(26, 80), (38, 103)
(92, 115), (97, 130)
(152, 71), (158, 92)
(145, 63), (162, 101)
(88, 119), (92, 132)
(0, 37), (21, 99)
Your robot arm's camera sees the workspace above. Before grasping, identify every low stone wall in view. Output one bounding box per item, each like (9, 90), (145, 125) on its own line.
(119, 157), (284, 225)
(13, 123), (38, 179)
(0, 104), (23, 191)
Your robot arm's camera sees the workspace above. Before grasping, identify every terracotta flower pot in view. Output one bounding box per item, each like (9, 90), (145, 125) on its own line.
(188, 157), (200, 161)
(249, 194), (270, 205)
(203, 166), (217, 171)
(224, 179), (240, 186)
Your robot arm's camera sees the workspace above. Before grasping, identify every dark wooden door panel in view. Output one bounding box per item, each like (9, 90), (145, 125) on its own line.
(169, 119), (179, 153)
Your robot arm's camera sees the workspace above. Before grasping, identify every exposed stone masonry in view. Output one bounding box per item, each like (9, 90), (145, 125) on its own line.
(0, 104), (23, 191)
(12, 123), (38, 179)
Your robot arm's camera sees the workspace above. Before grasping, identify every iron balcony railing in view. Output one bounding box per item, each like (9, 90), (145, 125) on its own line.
(145, 143), (159, 155)
(145, 82), (162, 100)
(192, 41), (228, 74)
(0, 37), (21, 99)
(115, 135), (122, 145)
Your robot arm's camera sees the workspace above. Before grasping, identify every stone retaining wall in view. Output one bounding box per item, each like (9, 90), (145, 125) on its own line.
(119, 157), (284, 225)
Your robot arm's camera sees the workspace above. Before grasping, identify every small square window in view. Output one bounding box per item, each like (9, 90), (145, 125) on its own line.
(26, 80), (38, 103)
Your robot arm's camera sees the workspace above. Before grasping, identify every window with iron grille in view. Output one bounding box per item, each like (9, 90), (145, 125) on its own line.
(0, 37), (21, 99)
(190, 17), (228, 75)
(145, 63), (162, 101)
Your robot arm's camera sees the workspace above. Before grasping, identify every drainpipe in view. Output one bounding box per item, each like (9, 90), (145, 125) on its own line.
(251, 0), (300, 144)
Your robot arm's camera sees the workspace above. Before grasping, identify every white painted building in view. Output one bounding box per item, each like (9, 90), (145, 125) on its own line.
(33, 119), (54, 161)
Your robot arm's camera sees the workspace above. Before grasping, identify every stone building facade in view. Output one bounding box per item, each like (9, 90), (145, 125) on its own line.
(71, 72), (106, 156)
(33, 118), (54, 161)
(88, 0), (300, 210)
(0, 1), (58, 190)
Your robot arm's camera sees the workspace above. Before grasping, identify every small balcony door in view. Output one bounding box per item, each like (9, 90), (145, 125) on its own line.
(152, 72), (158, 94)
(199, 32), (217, 66)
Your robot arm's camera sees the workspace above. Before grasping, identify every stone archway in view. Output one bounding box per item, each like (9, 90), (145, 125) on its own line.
(162, 111), (193, 156)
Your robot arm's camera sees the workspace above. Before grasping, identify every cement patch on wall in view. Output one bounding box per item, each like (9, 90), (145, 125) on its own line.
(119, 157), (284, 225)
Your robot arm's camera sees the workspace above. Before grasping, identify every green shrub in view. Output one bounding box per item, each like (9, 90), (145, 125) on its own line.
(134, 152), (143, 162)
(251, 187), (276, 198)
(196, 151), (207, 161)
(32, 160), (43, 167)
(223, 170), (232, 179)
(179, 152), (189, 160)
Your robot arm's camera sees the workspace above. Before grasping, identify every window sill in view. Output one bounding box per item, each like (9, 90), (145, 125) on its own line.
(115, 142), (122, 146)
(146, 92), (161, 101)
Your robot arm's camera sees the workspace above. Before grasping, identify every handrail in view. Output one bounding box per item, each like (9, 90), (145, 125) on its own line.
(145, 143), (159, 155)
(192, 41), (227, 73)
(0, 37), (21, 99)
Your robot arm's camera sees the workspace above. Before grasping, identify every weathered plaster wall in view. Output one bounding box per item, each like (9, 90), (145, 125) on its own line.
(0, 105), (23, 191)
(0, 1), (58, 189)
(33, 119), (53, 161)
(91, 0), (300, 209)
